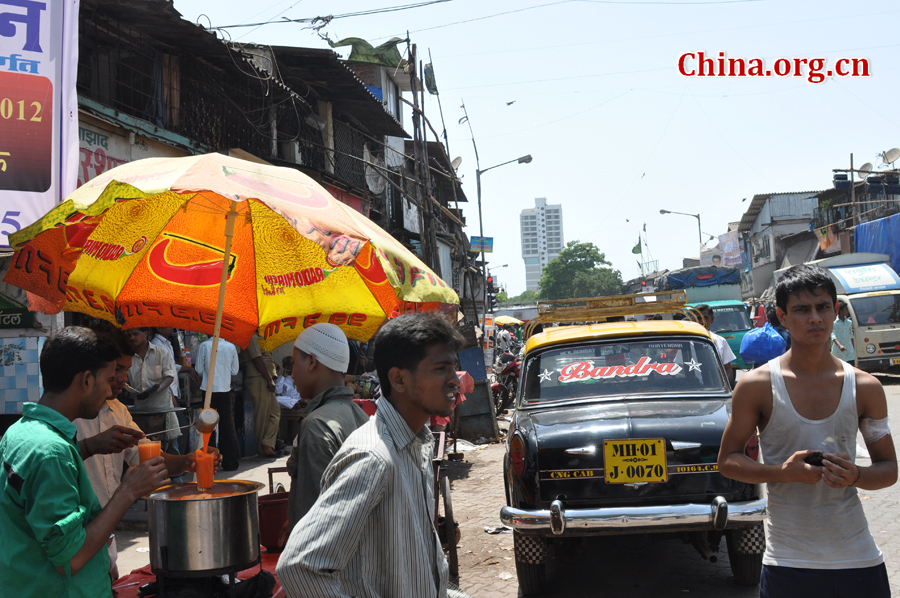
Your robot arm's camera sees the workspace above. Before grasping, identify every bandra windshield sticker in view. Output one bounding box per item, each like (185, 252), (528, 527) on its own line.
(558, 356), (683, 383)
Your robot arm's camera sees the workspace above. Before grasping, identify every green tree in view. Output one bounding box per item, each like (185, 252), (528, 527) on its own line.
(508, 290), (538, 304)
(538, 241), (623, 300)
(497, 290), (509, 306)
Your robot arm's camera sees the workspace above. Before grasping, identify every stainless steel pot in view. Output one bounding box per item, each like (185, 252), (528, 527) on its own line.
(147, 480), (265, 572)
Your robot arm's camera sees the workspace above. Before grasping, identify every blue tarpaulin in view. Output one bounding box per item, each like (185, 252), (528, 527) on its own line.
(855, 214), (900, 275)
(655, 267), (741, 290)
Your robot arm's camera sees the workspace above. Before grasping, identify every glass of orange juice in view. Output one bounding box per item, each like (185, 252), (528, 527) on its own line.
(138, 439), (161, 463)
(195, 449), (215, 492)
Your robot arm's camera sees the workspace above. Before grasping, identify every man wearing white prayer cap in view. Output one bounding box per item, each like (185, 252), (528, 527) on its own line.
(279, 323), (370, 544)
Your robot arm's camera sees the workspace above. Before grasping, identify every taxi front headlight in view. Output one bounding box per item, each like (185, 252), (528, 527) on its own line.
(867, 343), (876, 354)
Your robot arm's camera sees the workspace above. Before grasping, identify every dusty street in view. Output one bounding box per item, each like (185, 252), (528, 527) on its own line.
(448, 375), (900, 598)
(113, 376), (900, 597)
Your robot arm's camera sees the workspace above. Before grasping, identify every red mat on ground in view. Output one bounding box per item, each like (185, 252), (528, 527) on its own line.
(112, 550), (284, 598)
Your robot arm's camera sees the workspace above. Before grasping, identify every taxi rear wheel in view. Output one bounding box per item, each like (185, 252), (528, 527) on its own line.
(513, 532), (546, 595)
(726, 524), (765, 586)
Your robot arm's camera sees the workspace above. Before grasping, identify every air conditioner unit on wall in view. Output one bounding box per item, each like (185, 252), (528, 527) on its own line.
(281, 141), (303, 165)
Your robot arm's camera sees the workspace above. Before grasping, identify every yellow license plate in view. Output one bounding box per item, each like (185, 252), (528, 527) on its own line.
(892, 358), (900, 366)
(603, 439), (668, 484)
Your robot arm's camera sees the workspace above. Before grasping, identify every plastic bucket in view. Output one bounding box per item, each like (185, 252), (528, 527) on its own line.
(258, 492), (289, 553)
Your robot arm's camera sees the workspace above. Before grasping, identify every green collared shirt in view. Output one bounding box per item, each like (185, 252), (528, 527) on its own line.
(0, 402), (111, 597)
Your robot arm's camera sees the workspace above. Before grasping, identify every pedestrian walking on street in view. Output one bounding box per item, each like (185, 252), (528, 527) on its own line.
(196, 336), (241, 471)
(719, 264), (897, 598)
(277, 312), (471, 598)
(0, 327), (169, 598)
(830, 300), (855, 363)
(240, 333), (283, 458)
(278, 324), (368, 545)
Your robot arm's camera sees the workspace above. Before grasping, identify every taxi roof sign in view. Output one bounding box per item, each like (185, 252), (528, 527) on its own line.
(524, 291), (703, 338)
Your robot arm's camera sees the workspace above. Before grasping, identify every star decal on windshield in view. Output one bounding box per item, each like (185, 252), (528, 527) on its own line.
(539, 368), (554, 383)
(686, 358), (702, 372)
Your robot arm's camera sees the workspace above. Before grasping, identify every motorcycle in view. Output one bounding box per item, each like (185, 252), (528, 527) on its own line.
(491, 342), (522, 415)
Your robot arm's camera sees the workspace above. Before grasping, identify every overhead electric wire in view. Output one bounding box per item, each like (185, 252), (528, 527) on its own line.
(373, 0), (761, 40)
(437, 9), (900, 60)
(688, 87), (776, 186)
(235, 0), (305, 41)
(211, 0), (454, 30)
(473, 89), (631, 141)
(442, 39), (900, 92)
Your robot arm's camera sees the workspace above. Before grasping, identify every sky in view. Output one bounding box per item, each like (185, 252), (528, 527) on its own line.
(175, 0), (900, 296)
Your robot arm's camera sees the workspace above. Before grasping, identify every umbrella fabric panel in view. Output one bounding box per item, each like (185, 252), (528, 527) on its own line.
(69, 154), (336, 217)
(4, 182), (147, 311)
(5, 154), (459, 353)
(67, 154), (211, 202)
(66, 154), (458, 307)
(344, 205), (457, 305)
(249, 199), (387, 349)
(112, 191), (260, 346)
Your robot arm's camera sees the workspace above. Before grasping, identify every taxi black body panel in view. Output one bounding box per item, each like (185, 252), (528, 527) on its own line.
(508, 397), (753, 508)
(504, 332), (762, 526)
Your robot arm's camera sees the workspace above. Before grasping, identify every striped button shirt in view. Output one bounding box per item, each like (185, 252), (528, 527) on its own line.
(276, 398), (470, 598)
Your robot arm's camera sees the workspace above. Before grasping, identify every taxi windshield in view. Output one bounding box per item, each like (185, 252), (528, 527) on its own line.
(522, 338), (727, 405)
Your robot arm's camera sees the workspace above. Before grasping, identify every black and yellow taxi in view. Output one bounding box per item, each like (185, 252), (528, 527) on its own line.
(500, 292), (766, 594)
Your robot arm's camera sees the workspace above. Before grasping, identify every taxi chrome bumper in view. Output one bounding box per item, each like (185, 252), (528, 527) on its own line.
(500, 496), (767, 536)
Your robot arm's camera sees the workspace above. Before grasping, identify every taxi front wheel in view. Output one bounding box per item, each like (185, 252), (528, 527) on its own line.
(514, 531), (546, 595)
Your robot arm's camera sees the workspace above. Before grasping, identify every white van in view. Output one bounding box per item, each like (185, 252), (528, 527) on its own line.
(776, 253), (900, 372)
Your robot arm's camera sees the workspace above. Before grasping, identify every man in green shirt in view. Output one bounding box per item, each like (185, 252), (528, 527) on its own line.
(0, 327), (169, 597)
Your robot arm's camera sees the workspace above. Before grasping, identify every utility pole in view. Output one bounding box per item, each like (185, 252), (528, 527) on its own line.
(460, 100), (485, 327)
(408, 43), (438, 275)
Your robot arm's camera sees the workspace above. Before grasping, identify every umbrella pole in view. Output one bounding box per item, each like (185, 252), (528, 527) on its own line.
(203, 200), (239, 411)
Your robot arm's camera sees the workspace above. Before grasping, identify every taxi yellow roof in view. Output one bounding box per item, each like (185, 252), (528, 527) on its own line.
(526, 320), (712, 353)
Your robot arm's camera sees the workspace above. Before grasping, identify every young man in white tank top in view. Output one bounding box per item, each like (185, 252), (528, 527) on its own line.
(719, 264), (897, 597)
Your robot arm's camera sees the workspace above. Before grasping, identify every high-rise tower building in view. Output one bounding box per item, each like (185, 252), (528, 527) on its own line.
(520, 197), (564, 292)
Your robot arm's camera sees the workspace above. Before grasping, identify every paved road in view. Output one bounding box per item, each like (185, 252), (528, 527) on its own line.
(449, 375), (900, 597)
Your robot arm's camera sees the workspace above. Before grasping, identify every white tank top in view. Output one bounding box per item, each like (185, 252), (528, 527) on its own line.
(760, 357), (882, 569)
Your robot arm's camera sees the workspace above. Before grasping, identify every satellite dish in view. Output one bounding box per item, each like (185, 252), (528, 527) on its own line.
(450, 157), (462, 171)
(859, 163), (873, 178)
(883, 148), (900, 165)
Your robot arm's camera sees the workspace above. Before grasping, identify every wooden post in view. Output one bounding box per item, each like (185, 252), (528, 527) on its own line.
(203, 200), (239, 411)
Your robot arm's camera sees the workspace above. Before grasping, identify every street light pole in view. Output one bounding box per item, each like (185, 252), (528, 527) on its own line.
(475, 155), (532, 334)
(660, 209), (702, 253)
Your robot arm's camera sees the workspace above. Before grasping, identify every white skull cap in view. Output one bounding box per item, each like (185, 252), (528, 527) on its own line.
(293, 323), (350, 373)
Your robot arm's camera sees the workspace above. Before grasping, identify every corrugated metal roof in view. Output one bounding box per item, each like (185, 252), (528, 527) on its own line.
(738, 190), (824, 233)
(266, 46), (409, 139)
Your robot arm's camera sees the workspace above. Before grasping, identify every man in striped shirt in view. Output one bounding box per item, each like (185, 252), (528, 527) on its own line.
(277, 313), (472, 598)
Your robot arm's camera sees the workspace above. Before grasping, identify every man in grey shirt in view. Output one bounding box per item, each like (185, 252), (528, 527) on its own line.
(278, 323), (368, 544)
(277, 313), (471, 598)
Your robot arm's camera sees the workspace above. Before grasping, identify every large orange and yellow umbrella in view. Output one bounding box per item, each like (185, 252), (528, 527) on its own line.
(4, 154), (458, 351)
